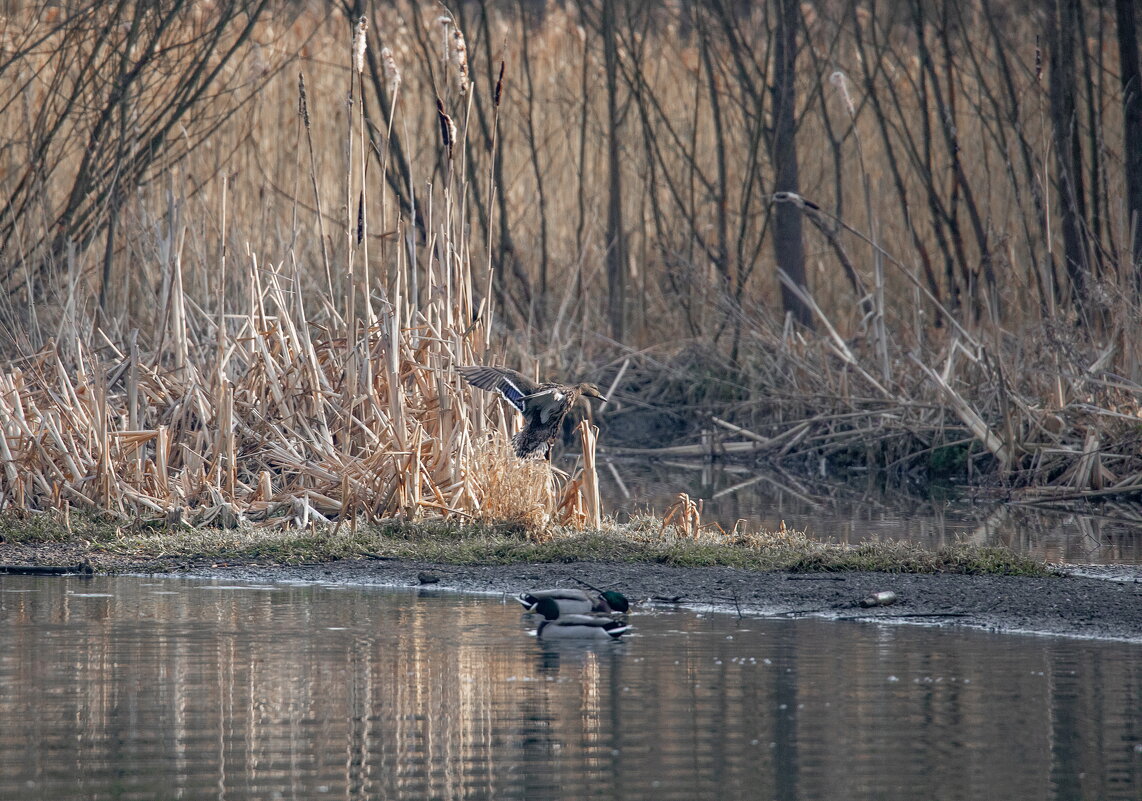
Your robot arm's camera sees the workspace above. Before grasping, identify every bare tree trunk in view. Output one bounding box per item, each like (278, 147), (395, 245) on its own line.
(602, 0), (627, 341)
(518, 0), (550, 324)
(1047, 0), (1090, 309)
(1117, 0), (1142, 290)
(772, 0), (812, 327)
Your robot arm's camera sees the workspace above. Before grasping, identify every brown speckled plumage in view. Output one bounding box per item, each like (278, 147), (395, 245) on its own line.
(458, 365), (607, 459)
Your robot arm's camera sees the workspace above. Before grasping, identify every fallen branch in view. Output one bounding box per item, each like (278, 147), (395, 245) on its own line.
(0, 561), (93, 576)
(910, 354), (1013, 471)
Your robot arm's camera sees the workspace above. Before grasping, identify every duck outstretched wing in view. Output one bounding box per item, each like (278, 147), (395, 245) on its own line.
(458, 366), (541, 413)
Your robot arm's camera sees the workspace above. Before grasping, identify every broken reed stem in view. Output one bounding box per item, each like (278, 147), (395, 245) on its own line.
(216, 173), (228, 387)
(357, 18), (374, 331)
(578, 420), (601, 529)
(910, 353), (1013, 472)
(380, 46), (401, 260)
(298, 73), (335, 305)
(482, 62), (505, 356)
(343, 20), (360, 438)
(831, 70), (889, 385)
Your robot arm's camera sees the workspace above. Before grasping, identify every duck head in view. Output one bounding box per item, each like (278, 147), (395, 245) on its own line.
(534, 596), (563, 620)
(599, 590), (629, 613)
(577, 383), (608, 403)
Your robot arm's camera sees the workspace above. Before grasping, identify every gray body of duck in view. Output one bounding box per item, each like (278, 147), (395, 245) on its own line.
(458, 365), (607, 459)
(518, 588), (630, 615)
(532, 596), (632, 640)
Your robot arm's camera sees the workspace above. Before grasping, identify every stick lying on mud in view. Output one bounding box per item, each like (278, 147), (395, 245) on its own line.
(0, 561), (93, 576)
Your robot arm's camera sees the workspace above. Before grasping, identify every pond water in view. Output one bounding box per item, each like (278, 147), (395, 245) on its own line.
(1, 575), (1138, 801)
(592, 459), (1142, 565)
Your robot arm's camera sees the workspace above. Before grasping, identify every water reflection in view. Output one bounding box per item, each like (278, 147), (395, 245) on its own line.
(589, 459), (1142, 564)
(0, 576), (1138, 801)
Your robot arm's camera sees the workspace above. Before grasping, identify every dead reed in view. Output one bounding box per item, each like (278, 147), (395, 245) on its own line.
(603, 316), (1142, 503)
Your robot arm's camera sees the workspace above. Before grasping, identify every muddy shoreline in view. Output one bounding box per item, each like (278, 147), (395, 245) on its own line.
(4, 542), (1140, 642)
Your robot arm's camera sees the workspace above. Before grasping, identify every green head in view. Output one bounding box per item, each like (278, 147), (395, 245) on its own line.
(601, 590), (629, 613)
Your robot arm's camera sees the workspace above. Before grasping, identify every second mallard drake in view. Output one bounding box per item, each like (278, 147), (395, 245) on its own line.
(458, 365), (607, 459)
(533, 596), (632, 640)
(518, 588), (630, 615)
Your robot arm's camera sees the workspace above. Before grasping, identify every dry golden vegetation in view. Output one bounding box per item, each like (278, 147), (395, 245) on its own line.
(0, 1), (601, 530)
(0, 0), (1141, 540)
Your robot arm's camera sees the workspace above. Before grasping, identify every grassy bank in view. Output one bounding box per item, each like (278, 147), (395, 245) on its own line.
(0, 512), (1055, 577)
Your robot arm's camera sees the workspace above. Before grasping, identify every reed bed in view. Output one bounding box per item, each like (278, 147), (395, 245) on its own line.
(0, 5), (604, 533)
(0, 250), (594, 528)
(603, 313), (1142, 502)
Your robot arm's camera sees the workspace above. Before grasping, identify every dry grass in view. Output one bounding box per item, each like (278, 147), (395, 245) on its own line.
(604, 317), (1142, 501)
(467, 437), (554, 531)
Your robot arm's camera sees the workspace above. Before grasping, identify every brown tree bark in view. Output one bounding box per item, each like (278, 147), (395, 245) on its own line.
(772, 0), (812, 328)
(1117, 0), (1142, 291)
(602, 0), (627, 341)
(1047, 0), (1090, 307)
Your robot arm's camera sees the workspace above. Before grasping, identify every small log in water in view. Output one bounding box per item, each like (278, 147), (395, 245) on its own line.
(0, 561), (93, 576)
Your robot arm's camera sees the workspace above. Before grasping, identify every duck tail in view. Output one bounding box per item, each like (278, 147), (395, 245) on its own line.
(510, 431), (548, 459)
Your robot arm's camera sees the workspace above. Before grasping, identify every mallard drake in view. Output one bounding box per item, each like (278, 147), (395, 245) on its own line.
(518, 588), (630, 615)
(533, 596), (632, 640)
(458, 365), (607, 459)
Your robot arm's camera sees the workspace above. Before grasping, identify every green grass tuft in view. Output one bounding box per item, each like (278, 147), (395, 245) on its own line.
(0, 511), (1056, 577)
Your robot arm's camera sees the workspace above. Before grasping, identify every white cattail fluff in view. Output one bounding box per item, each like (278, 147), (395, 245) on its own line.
(381, 46), (401, 95)
(830, 71), (855, 118)
(437, 16), (452, 63)
(353, 16), (368, 74)
(449, 28), (470, 95)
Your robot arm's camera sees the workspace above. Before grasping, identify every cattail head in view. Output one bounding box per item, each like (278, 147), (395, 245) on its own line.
(437, 15), (469, 96)
(449, 27), (470, 95)
(494, 60), (505, 108)
(353, 16), (368, 74)
(381, 46), (401, 95)
(436, 97), (456, 159)
(298, 72), (310, 128)
(829, 70), (855, 118)
(356, 190), (365, 244)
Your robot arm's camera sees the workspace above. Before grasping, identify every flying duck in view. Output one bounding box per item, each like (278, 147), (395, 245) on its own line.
(458, 365), (607, 459)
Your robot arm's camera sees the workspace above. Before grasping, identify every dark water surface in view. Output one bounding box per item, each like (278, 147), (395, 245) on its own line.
(1, 575), (1139, 801)
(593, 460), (1142, 564)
